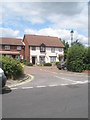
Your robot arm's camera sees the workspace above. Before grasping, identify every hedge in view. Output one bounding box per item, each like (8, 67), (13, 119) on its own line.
(55, 62), (60, 65)
(0, 56), (24, 79)
(66, 45), (90, 72)
(43, 63), (52, 66)
(24, 60), (33, 66)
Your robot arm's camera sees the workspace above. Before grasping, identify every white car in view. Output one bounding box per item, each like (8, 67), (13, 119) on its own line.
(0, 68), (7, 88)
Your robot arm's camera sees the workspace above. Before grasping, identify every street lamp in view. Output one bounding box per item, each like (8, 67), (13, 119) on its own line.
(70, 30), (74, 46)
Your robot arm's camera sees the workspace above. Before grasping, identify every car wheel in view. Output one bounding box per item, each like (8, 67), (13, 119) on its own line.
(59, 68), (61, 70)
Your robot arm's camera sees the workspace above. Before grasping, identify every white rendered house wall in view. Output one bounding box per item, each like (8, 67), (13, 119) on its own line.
(30, 47), (64, 64)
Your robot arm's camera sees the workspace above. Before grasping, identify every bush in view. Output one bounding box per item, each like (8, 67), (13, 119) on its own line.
(83, 64), (90, 70)
(66, 45), (86, 72)
(24, 60), (33, 66)
(43, 63), (52, 66)
(55, 62), (60, 65)
(0, 56), (24, 79)
(83, 47), (90, 70)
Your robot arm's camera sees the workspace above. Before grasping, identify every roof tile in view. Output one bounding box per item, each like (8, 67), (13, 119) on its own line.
(0, 38), (23, 46)
(24, 34), (64, 47)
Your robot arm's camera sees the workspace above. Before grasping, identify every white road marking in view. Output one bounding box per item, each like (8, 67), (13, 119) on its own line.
(55, 75), (76, 82)
(48, 84), (58, 87)
(36, 86), (46, 88)
(9, 80), (88, 91)
(11, 88), (18, 90)
(22, 87), (33, 89)
(73, 80), (88, 84)
(60, 84), (69, 86)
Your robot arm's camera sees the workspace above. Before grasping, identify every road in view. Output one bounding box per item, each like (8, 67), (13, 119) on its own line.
(2, 66), (88, 118)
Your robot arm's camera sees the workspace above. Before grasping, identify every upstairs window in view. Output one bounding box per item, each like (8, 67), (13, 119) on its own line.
(5, 45), (10, 50)
(40, 43), (46, 52)
(51, 48), (55, 53)
(59, 48), (63, 52)
(32, 46), (36, 51)
(17, 46), (21, 51)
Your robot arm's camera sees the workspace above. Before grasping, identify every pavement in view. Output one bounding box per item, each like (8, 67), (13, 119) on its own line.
(6, 74), (34, 88)
(2, 66), (88, 118)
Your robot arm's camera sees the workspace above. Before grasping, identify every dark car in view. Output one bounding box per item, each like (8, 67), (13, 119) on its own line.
(0, 68), (7, 88)
(57, 62), (66, 70)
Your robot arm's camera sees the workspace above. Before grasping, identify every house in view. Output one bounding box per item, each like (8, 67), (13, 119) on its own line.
(24, 34), (64, 64)
(0, 37), (25, 62)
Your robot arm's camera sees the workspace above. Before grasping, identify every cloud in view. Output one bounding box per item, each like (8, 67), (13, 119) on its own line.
(2, 2), (88, 33)
(0, 2), (88, 46)
(0, 28), (19, 38)
(24, 27), (88, 46)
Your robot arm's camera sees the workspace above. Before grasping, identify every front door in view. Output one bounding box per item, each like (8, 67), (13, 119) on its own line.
(32, 57), (35, 64)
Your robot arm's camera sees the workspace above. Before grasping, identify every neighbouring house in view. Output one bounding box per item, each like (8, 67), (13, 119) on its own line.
(0, 37), (25, 62)
(24, 34), (64, 65)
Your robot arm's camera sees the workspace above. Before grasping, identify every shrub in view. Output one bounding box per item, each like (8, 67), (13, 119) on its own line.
(83, 64), (90, 70)
(55, 62), (60, 66)
(83, 47), (90, 70)
(43, 63), (52, 66)
(0, 56), (24, 79)
(24, 60), (33, 66)
(66, 45), (86, 72)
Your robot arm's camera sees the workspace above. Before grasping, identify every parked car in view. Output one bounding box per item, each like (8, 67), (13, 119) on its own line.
(57, 62), (66, 70)
(0, 68), (7, 88)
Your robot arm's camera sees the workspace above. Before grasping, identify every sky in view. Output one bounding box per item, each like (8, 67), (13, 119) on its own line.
(0, 1), (88, 46)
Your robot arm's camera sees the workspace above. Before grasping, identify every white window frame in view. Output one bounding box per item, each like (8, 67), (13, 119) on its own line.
(17, 46), (21, 51)
(50, 56), (56, 63)
(32, 46), (36, 51)
(5, 45), (10, 50)
(59, 48), (63, 52)
(39, 56), (45, 64)
(51, 48), (55, 53)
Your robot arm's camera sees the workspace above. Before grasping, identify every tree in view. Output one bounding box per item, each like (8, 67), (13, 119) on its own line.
(72, 39), (83, 46)
(61, 40), (69, 60)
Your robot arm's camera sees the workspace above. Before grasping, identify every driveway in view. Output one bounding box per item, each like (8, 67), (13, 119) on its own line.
(2, 66), (88, 118)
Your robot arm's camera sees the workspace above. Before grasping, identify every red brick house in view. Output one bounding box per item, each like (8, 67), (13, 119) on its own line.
(0, 38), (25, 62)
(23, 34), (64, 64)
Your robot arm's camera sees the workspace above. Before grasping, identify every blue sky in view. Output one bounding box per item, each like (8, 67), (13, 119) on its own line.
(0, 1), (88, 46)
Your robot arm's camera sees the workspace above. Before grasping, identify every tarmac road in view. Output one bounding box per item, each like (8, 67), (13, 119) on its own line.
(2, 66), (88, 118)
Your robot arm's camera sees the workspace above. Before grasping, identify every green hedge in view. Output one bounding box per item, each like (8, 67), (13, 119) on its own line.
(55, 62), (60, 65)
(0, 56), (24, 79)
(66, 45), (90, 72)
(24, 60), (33, 66)
(43, 63), (52, 66)
(83, 64), (90, 70)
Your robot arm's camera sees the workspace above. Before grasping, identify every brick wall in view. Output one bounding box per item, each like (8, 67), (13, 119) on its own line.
(1, 45), (25, 62)
(24, 38), (30, 62)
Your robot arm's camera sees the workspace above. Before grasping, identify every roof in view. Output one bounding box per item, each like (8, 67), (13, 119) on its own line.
(24, 34), (64, 47)
(0, 37), (23, 46)
(0, 51), (20, 55)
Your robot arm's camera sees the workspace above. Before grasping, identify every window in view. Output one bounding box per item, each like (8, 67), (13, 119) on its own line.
(50, 56), (56, 63)
(17, 46), (21, 51)
(40, 43), (46, 52)
(15, 55), (20, 59)
(51, 48), (55, 53)
(39, 56), (45, 64)
(5, 45), (10, 50)
(32, 46), (36, 51)
(59, 48), (63, 52)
